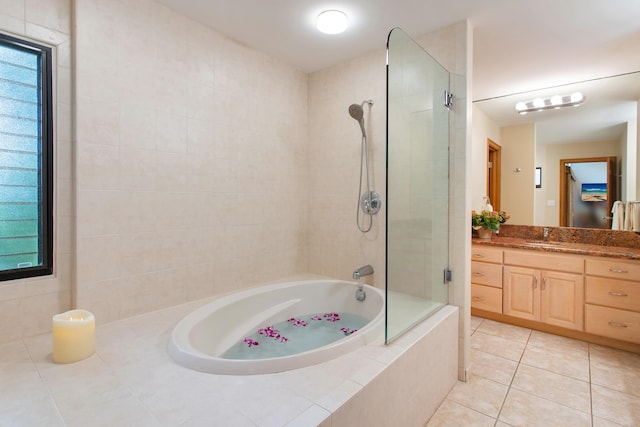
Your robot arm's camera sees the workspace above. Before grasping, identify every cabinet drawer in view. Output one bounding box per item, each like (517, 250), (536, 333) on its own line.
(471, 261), (502, 287)
(585, 276), (640, 312)
(585, 258), (640, 281)
(471, 246), (503, 264)
(585, 304), (640, 344)
(504, 249), (583, 273)
(471, 284), (502, 313)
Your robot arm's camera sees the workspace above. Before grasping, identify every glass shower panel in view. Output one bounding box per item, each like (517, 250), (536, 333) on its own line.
(385, 28), (450, 343)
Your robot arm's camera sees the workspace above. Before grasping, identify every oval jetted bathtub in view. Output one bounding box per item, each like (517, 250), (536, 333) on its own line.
(168, 280), (384, 375)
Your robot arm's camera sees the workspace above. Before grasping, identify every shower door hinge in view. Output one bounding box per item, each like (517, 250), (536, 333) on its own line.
(444, 268), (452, 284)
(444, 91), (453, 109)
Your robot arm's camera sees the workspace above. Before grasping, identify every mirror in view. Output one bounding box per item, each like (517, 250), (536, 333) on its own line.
(473, 71), (640, 229)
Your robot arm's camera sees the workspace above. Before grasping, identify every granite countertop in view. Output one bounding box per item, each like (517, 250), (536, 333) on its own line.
(472, 224), (640, 260)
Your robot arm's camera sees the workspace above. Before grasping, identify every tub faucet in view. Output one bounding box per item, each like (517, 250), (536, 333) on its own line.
(543, 227), (550, 242)
(353, 264), (374, 280)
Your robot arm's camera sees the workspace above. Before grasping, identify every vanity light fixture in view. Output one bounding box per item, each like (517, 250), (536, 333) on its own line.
(515, 92), (585, 115)
(317, 10), (348, 34)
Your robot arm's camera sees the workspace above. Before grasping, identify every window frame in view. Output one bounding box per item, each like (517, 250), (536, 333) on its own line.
(0, 32), (53, 282)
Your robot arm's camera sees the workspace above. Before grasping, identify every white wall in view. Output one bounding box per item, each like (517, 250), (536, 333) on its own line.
(501, 124), (536, 224)
(0, 0), (73, 343)
(471, 104), (500, 211)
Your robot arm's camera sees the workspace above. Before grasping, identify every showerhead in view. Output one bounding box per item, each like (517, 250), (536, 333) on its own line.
(348, 103), (366, 136)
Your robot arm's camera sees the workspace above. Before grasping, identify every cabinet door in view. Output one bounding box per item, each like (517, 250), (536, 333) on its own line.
(541, 271), (584, 331)
(503, 266), (540, 321)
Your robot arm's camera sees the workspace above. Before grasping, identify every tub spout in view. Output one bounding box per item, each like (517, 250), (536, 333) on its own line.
(353, 264), (374, 280)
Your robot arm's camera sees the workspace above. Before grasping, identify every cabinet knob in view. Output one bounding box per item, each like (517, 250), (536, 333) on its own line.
(608, 291), (629, 297)
(533, 276), (538, 289)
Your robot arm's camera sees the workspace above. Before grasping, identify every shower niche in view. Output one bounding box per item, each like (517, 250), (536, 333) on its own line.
(385, 28), (451, 343)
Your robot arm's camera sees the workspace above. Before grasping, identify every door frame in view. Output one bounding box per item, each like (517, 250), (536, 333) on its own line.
(487, 139), (501, 211)
(559, 156), (617, 227)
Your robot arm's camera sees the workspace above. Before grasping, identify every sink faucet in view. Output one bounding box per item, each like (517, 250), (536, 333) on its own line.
(543, 227), (549, 242)
(353, 264), (374, 280)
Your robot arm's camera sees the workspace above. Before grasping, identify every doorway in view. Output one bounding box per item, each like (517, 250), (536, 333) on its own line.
(487, 139), (501, 211)
(559, 157), (617, 228)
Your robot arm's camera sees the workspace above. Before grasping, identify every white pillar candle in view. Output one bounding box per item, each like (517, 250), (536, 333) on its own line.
(52, 309), (95, 364)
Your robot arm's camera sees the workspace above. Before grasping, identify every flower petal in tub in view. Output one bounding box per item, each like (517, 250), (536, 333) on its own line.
(258, 326), (288, 343)
(340, 327), (357, 336)
(324, 313), (341, 322)
(287, 318), (308, 327)
(243, 338), (259, 347)
(311, 315), (322, 321)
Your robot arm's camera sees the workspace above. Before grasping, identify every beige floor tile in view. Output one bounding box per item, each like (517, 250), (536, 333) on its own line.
(426, 398), (496, 427)
(495, 422), (513, 427)
(591, 358), (640, 398)
(469, 349), (518, 385)
(510, 364), (591, 413)
(470, 316), (484, 332)
(527, 330), (589, 357)
(592, 416), (626, 426)
(446, 374), (508, 418)
(499, 388), (591, 427)
(471, 331), (527, 362)
(475, 319), (531, 343)
(590, 344), (640, 370)
(521, 344), (590, 381)
(592, 384), (640, 426)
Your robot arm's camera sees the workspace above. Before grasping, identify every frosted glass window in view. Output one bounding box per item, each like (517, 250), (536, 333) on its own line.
(0, 33), (52, 281)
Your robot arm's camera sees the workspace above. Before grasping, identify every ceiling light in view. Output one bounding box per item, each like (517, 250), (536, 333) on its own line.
(515, 92), (585, 115)
(317, 10), (348, 34)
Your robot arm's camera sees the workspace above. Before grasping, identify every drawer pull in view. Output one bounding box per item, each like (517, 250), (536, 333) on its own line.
(542, 277), (546, 290)
(472, 272), (485, 276)
(472, 296), (485, 301)
(609, 268), (629, 274)
(533, 276), (538, 289)
(608, 321), (628, 328)
(608, 291), (629, 297)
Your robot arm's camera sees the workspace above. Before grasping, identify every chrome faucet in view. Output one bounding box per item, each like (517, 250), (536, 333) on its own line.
(353, 264), (374, 280)
(543, 227), (549, 242)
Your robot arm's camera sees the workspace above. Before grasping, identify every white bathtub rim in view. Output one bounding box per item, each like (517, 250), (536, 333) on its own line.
(167, 279), (384, 375)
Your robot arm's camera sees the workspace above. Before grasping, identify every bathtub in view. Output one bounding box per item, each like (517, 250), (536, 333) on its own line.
(168, 279), (385, 374)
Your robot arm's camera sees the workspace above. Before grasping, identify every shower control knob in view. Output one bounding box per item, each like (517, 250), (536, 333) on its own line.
(361, 191), (381, 215)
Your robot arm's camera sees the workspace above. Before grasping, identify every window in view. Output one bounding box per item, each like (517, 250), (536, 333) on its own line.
(0, 33), (53, 281)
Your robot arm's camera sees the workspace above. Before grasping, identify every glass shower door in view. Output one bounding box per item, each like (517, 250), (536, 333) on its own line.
(385, 28), (450, 343)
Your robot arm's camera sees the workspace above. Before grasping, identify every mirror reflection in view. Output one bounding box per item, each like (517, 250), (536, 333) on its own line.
(473, 71), (640, 229)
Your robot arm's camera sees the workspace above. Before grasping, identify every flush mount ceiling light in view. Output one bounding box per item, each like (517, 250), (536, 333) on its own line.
(317, 10), (348, 34)
(515, 92), (585, 115)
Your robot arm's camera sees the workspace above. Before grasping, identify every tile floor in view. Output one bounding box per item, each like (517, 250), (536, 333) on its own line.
(427, 317), (640, 427)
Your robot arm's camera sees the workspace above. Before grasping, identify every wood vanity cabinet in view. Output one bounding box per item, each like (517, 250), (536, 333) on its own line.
(470, 246), (503, 313)
(502, 250), (584, 331)
(472, 243), (640, 351)
(584, 258), (640, 344)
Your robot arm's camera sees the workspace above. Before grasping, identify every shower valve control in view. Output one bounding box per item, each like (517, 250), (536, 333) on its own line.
(361, 191), (381, 215)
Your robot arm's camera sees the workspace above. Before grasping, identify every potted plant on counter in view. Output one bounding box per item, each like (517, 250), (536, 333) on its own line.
(471, 209), (509, 239)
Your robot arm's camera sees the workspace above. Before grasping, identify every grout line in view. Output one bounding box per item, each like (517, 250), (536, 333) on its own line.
(588, 343), (594, 426)
(493, 327), (532, 426)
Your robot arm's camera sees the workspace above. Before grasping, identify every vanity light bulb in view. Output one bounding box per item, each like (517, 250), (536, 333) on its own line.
(533, 98), (545, 108)
(570, 92), (584, 103)
(550, 95), (563, 106)
(515, 102), (527, 111)
(317, 10), (348, 34)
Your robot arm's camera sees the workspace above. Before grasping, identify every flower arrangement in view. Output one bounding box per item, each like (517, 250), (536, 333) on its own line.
(471, 209), (510, 231)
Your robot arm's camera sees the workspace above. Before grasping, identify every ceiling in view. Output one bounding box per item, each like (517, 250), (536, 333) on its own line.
(154, 0), (640, 142)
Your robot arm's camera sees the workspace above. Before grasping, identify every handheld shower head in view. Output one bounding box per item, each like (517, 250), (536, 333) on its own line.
(348, 103), (366, 136)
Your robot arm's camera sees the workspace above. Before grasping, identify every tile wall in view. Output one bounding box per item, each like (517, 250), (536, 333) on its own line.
(74, 0), (309, 324)
(0, 0), (73, 343)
